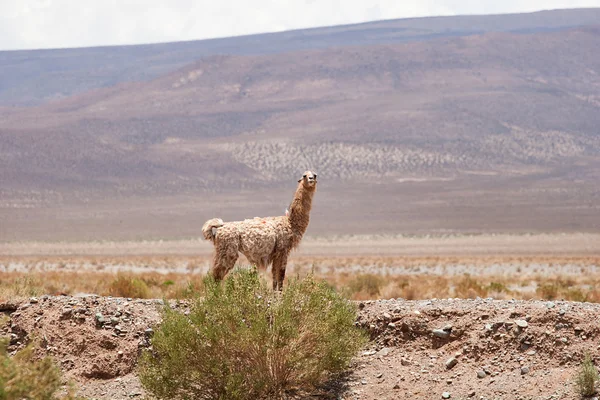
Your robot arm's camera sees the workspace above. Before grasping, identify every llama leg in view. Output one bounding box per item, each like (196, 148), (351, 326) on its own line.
(211, 241), (239, 281)
(272, 253), (289, 291)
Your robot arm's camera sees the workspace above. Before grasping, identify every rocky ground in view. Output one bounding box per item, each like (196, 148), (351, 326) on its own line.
(1, 295), (599, 400)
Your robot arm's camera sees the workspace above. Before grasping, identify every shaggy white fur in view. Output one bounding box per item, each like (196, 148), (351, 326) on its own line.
(202, 171), (317, 290)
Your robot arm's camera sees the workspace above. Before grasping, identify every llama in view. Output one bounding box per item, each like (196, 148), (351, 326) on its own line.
(202, 171), (317, 290)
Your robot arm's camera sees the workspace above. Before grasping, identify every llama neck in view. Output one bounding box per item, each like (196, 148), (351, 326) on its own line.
(288, 184), (315, 236)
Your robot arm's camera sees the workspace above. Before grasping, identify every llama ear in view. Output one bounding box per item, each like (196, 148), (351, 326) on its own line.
(298, 178), (302, 183)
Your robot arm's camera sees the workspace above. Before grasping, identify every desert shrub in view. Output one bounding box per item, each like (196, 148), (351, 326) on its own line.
(345, 274), (384, 299)
(536, 279), (589, 302)
(0, 339), (76, 400)
(537, 282), (560, 300)
(139, 268), (367, 400)
(575, 353), (598, 397)
(487, 282), (509, 294)
(454, 275), (487, 299)
(164, 279), (203, 299)
(0, 276), (43, 301)
(107, 274), (150, 299)
(379, 279), (409, 300)
(564, 287), (588, 303)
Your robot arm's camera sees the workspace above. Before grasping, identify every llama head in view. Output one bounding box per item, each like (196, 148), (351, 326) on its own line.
(298, 170), (317, 188)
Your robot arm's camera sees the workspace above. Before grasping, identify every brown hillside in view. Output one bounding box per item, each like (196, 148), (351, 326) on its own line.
(1, 27), (600, 240)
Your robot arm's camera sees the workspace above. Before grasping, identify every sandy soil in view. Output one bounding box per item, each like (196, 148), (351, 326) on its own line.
(2, 295), (599, 400)
(2, 233), (599, 257)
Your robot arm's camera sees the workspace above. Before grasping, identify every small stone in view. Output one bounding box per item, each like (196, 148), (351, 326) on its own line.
(361, 379), (367, 385)
(515, 320), (528, 328)
(377, 347), (391, 357)
(144, 328), (154, 337)
(546, 301), (555, 309)
(95, 312), (105, 325)
(383, 312), (391, 320)
(527, 350), (536, 356)
(401, 358), (411, 366)
(114, 325), (122, 332)
(492, 321), (504, 331)
(110, 317), (119, 325)
(446, 357), (458, 370)
(521, 366), (530, 375)
(375, 372), (383, 378)
(393, 382), (401, 389)
(29, 297), (38, 304)
(477, 370), (486, 379)
(432, 329), (450, 338)
(442, 392), (451, 399)
(468, 391), (476, 397)
(388, 322), (396, 328)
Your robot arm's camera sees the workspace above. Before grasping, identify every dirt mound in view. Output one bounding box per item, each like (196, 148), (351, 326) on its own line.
(353, 298), (599, 399)
(1, 295), (169, 398)
(1, 296), (598, 399)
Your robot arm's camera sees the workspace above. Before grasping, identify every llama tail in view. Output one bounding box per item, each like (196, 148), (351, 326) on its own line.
(202, 218), (224, 242)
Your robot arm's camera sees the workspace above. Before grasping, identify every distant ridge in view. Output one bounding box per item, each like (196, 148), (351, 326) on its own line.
(1, 8), (599, 106)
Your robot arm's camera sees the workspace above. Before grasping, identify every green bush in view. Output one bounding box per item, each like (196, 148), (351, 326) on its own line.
(0, 339), (76, 400)
(576, 353), (598, 397)
(139, 268), (367, 399)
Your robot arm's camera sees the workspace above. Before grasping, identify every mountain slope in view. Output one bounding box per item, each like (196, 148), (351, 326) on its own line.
(0, 18), (599, 240)
(1, 8), (599, 106)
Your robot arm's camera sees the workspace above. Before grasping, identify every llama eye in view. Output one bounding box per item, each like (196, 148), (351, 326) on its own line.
(303, 175), (306, 178)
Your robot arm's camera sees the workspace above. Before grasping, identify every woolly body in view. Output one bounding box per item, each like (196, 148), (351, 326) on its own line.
(202, 171), (317, 290)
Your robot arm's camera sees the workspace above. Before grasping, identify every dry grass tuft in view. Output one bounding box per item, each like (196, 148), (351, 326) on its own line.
(108, 274), (151, 299)
(1, 253), (600, 303)
(575, 353), (599, 397)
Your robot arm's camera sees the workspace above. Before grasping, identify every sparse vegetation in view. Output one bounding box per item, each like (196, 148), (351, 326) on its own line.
(108, 274), (151, 299)
(138, 268), (367, 399)
(455, 274), (487, 299)
(0, 339), (76, 400)
(575, 353), (599, 397)
(2, 253), (600, 303)
(345, 273), (385, 299)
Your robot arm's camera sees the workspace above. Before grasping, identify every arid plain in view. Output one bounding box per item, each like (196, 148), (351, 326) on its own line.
(1, 8), (600, 399)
